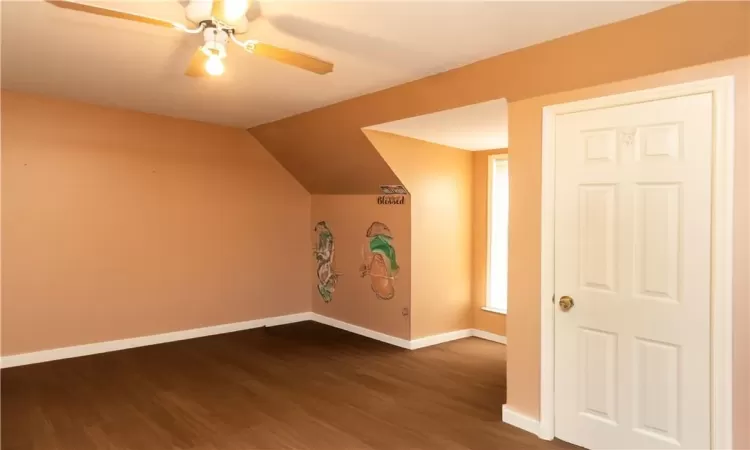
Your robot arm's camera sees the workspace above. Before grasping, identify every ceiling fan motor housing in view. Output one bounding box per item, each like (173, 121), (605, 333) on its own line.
(202, 27), (229, 58)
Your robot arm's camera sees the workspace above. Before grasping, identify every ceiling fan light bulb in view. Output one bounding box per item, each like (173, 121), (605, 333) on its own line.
(205, 55), (225, 76)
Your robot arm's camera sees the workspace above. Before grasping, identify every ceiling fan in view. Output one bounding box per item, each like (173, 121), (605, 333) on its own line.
(44, 0), (334, 77)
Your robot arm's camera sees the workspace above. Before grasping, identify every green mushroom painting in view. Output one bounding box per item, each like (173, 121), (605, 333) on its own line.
(359, 221), (399, 300)
(313, 221), (339, 302)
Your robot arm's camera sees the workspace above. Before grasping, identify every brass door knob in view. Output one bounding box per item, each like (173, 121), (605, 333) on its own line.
(559, 296), (574, 312)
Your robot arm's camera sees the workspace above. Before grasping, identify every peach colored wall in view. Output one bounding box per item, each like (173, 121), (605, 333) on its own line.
(247, 3), (749, 443)
(365, 131), (472, 339)
(472, 149), (508, 336)
(1, 90), (312, 356)
(311, 195), (411, 339)
(505, 57), (749, 448)
(250, 2), (750, 194)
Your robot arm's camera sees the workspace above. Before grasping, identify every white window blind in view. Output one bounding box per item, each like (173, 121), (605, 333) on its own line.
(487, 157), (509, 313)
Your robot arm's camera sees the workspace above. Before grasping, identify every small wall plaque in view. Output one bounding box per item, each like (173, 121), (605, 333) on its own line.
(380, 185), (408, 195)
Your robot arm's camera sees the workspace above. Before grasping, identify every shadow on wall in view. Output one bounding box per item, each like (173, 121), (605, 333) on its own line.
(363, 126), (490, 339)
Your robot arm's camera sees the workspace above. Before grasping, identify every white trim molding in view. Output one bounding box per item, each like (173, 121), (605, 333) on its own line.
(480, 306), (507, 315)
(410, 329), (473, 350)
(471, 329), (507, 344)
(539, 76), (734, 448)
(309, 313), (412, 349)
(502, 405), (540, 436)
(308, 315), (508, 350)
(1, 312), (315, 368)
(264, 312), (314, 327)
(2, 313), (508, 369)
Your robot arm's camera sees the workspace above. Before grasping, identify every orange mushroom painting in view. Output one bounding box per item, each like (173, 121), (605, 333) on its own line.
(359, 221), (399, 300)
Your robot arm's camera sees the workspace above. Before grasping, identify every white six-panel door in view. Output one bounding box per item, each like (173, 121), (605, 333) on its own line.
(553, 93), (713, 450)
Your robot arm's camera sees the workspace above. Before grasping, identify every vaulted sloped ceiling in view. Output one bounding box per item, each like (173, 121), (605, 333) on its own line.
(246, 114), (403, 194)
(248, 1), (750, 194)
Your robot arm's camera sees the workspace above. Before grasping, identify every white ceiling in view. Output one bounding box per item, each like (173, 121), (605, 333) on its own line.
(1, 1), (675, 128)
(367, 98), (508, 150)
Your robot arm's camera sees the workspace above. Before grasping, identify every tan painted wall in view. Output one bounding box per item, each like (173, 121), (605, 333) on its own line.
(505, 57), (749, 447)
(472, 149), (508, 336)
(1, 90), (312, 356)
(257, 2), (748, 443)
(247, 3), (750, 443)
(249, 1), (750, 194)
(365, 131), (472, 339)
(311, 195), (411, 339)
(3, 1), (749, 442)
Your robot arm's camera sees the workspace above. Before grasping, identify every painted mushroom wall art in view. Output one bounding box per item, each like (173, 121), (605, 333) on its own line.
(360, 221), (399, 300)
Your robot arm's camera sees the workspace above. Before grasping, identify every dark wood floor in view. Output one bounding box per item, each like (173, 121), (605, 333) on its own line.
(2, 321), (578, 450)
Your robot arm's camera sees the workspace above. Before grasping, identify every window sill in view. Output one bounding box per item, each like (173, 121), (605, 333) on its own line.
(481, 306), (507, 315)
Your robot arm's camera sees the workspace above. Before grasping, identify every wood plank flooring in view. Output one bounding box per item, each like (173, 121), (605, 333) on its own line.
(2, 321), (578, 450)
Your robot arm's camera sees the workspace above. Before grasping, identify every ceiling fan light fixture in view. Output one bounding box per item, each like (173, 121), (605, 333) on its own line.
(44, 0), (334, 77)
(205, 54), (225, 76)
(202, 27), (229, 59)
(200, 26), (228, 76)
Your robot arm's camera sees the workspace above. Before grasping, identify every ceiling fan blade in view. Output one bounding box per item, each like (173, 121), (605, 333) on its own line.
(211, 0), (249, 25)
(247, 42), (333, 75)
(185, 47), (209, 77)
(44, 0), (183, 29)
(211, 0), (226, 23)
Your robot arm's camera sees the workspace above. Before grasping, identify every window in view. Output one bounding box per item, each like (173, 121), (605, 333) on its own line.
(486, 156), (509, 314)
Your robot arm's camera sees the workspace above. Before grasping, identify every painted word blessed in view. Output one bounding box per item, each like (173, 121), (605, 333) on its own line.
(377, 195), (405, 205)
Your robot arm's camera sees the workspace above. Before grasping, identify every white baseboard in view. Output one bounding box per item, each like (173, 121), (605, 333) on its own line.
(1, 312), (508, 368)
(265, 312), (314, 327)
(308, 318), (507, 350)
(410, 329), (473, 350)
(502, 405), (541, 436)
(310, 313), (412, 349)
(1, 312), (314, 368)
(471, 329), (508, 344)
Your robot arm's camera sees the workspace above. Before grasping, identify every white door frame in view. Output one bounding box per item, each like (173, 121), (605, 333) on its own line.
(538, 76), (735, 449)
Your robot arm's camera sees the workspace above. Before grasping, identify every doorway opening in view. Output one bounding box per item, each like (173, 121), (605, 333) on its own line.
(363, 97), (511, 417)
